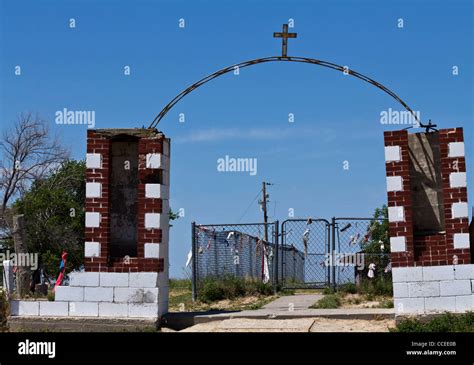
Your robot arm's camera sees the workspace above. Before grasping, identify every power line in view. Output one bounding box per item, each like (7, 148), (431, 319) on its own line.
(237, 189), (262, 223)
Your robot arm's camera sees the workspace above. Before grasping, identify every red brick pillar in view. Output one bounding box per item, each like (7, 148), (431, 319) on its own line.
(84, 129), (169, 273)
(383, 130), (415, 267)
(384, 127), (473, 316)
(384, 128), (471, 267)
(137, 136), (169, 272)
(439, 128), (470, 264)
(84, 130), (111, 272)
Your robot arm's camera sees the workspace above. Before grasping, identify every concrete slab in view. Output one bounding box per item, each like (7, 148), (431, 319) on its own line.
(192, 308), (394, 323)
(182, 318), (315, 332)
(163, 294), (394, 330)
(180, 316), (396, 332)
(261, 294), (323, 311)
(309, 318), (395, 332)
(218, 318), (314, 332)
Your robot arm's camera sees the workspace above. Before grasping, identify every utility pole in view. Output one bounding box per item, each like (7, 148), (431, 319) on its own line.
(258, 181), (272, 282)
(259, 181), (272, 242)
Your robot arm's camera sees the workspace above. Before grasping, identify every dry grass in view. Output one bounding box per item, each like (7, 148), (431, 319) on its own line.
(168, 280), (277, 312)
(339, 293), (393, 309)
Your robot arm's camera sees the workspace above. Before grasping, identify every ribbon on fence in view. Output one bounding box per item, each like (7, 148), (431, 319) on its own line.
(303, 229), (310, 257)
(185, 249), (192, 267)
(262, 246), (270, 284)
(53, 251), (68, 292)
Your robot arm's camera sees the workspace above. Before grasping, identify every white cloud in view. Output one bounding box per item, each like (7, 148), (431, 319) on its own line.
(174, 127), (294, 143)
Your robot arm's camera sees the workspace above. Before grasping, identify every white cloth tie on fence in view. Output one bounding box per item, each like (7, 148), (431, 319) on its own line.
(185, 249), (192, 267)
(368, 263), (376, 278)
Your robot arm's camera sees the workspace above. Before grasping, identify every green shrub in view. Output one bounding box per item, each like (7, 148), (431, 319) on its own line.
(279, 289), (295, 296)
(248, 281), (274, 296)
(377, 299), (394, 308)
(312, 294), (341, 309)
(392, 318), (426, 332)
(373, 279), (393, 296)
(395, 312), (474, 332)
(358, 278), (393, 296)
(197, 276), (273, 303)
(338, 283), (357, 294)
(322, 287), (335, 295)
(199, 280), (226, 303)
(47, 290), (55, 302)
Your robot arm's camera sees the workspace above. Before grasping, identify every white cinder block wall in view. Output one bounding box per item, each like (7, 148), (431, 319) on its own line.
(393, 265), (474, 315)
(10, 272), (163, 318)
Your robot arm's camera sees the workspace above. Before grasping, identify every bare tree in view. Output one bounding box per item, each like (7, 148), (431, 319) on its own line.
(0, 113), (69, 220)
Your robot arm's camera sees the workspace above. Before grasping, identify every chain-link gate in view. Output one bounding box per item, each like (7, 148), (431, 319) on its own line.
(332, 217), (391, 291)
(191, 222), (279, 300)
(280, 219), (331, 289)
(191, 216), (389, 295)
(278, 217), (389, 290)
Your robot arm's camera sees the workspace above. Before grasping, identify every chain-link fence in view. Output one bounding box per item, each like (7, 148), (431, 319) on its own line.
(191, 222), (279, 300)
(191, 217), (391, 296)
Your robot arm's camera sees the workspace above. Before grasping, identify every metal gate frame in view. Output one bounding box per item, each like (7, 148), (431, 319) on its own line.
(191, 216), (389, 296)
(280, 218), (331, 289)
(279, 217), (388, 290)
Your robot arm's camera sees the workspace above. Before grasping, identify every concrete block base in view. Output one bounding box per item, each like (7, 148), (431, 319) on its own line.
(393, 264), (474, 316)
(9, 272), (168, 321)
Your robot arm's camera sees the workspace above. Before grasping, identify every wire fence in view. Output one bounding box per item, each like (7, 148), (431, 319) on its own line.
(191, 217), (391, 298)
(191, 222), (279, 300)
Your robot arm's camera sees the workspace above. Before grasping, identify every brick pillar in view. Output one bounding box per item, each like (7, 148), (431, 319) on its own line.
(439, 128), (470, 265)
(84, 130), (111, 271)
(384, 128), (471, 268)
(137, 136), (170, 272)
(383, 130), (414, 267)
(384, 127), (473, 316)
(31, 128), (172, 320)
(84, 129), (170, 273)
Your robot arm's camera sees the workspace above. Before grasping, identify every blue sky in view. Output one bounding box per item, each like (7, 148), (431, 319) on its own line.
(1, 0), (472, 277)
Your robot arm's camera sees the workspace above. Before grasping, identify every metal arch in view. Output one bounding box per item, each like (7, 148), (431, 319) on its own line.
(149, 56), (420, 128)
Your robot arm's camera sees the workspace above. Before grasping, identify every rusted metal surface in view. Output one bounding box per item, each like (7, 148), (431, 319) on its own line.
(273, 23), (297, 57)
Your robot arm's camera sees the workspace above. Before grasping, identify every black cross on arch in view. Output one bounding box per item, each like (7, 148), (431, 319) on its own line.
(273, 23), (297, 57)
